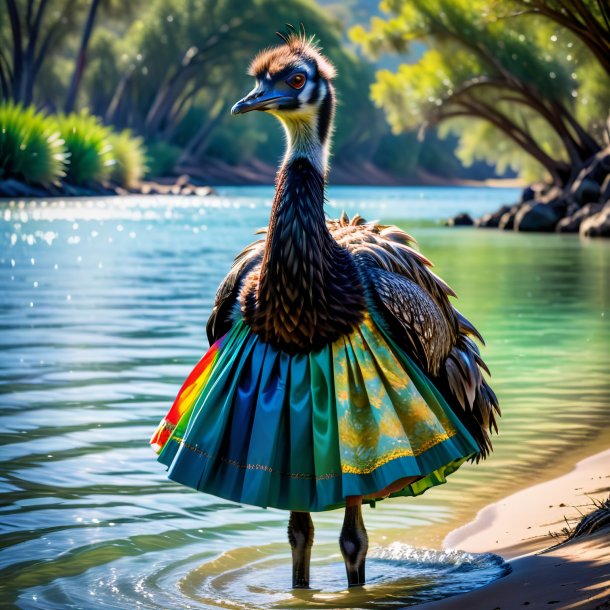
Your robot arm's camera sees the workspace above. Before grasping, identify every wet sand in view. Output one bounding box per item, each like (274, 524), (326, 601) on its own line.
(424, 449), (610, 609)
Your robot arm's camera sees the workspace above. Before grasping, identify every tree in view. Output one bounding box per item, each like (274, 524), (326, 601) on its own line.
(1, 0), (82, 104)
(89, 0), (384, 170)
(502, 0), (610, 78)
(352, 0), (607, 184)
(64, 0), (102, 113)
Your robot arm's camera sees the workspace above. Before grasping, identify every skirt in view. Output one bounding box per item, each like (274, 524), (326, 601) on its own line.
(151, 313), (479, 512)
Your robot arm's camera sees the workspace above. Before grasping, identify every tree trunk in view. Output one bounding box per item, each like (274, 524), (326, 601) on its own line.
(65, 0), (102, 112)
(5, 0), (23, 101)
(179, 105), (225, 162)
(456, 99), (571, 185)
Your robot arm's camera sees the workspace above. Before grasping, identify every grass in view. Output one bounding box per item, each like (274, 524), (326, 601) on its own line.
(0, 101), (66, 185)
(0, 104), (150, 189)
(108, 129), (147, 189)
(54, 112), (114, 184)
(549, 496), (610, 545)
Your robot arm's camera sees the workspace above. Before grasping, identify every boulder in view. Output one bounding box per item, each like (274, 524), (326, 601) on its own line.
(447, 212), (474, 226)
(569, 148), (610, 204)
(195, 185), (216, 196)
(556, 203), (603, 233)
(539, 185), (563, 204)
(571, 177), (601, 205)
(580, 202), (610, 237)
(0, 178), (48, 197)
(514, 202), (560, 232)
(498, 205), (520, 230)
(600, 174), (610, 203)
(520, 185), (536, 203)
(476, 205), (512, 228)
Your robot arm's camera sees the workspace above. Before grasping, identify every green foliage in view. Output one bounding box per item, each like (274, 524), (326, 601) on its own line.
(353, 0), (610, 184)
(0, 101), (66, 185)
(107, 129), (147, 188)
(439, 119), (548, 182)
(87, 0), (386, 169)
(0, 102), (148, 188)
(144, 141), (182, 178)
(53, 112), (114, 184)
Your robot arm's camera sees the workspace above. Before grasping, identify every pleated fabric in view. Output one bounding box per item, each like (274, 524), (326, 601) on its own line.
(151, 314), (478, 511)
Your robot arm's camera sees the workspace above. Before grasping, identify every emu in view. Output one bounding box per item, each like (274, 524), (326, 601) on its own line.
(152, 28), (499, 590)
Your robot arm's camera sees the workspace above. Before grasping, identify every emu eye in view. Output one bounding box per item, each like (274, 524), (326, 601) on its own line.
(287, 73), (306, 89)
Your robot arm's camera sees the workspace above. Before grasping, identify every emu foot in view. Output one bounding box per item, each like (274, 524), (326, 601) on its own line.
(339, 504), (368, 587)
(288, 511), (314, 588)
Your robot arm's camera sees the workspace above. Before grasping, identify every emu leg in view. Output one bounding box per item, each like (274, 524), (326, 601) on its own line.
(339, 498), (368, 587)
(288, 511), (314, 588)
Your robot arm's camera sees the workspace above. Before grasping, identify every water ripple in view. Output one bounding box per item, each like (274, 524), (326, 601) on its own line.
(1, 189), (608, 608)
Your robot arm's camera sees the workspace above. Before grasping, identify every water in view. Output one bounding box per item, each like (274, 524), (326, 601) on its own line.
(1, 186), (609, 609)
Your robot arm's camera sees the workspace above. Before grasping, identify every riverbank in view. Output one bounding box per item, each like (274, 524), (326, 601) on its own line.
(445, 448), (610, 558)
(424, 528), (610, 610)
(0, 174), (216, 199)
(0, 172), (523, 199)
(457, 147), (610, 238)
(425, 448), (610, 610)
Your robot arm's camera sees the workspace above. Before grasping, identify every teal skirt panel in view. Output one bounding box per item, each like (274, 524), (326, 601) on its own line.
(153, 314), (479, 512)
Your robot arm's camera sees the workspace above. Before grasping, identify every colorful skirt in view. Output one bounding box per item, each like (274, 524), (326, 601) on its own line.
(151, 314), (479, 512)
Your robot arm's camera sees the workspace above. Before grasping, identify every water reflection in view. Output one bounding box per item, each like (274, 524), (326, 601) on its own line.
(1, 190), (608, 608)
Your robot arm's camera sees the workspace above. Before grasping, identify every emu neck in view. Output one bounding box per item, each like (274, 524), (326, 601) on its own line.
(261, 146), (333, 291)
(247, 101), (364, 351)
(263, 100), (335, 281)
(280, 116), (328, 177)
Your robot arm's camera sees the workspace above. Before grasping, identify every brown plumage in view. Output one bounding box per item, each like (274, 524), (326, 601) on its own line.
(249, 32), (336, 81)
(210, 31), (500, 460)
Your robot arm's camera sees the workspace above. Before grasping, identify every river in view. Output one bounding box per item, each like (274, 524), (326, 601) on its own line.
(1, 186), (608, 609)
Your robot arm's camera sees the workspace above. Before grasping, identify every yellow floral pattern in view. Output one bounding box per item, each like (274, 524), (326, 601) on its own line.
(333, 315), (457, 475)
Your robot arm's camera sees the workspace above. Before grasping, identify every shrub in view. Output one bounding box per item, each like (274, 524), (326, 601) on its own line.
(108, 129), (147, 188)
(54, 112), (113, 184)
(0, 101), (66, 185)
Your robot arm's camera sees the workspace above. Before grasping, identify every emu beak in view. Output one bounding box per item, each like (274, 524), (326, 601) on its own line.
(231, 86), (291, 115)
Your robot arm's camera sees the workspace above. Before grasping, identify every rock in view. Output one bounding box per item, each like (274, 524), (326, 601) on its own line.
(498, 205), (520, 230)
(571, 177), (601, 205)
(600, 174), (610, 202)
(539, 185), (563, 204)
(569, 148), (610, 204)
(564, 201), (580, 218)
(521, 182), (550, 203)
(556, 203), (603, 233)
(520, 185), (536, 203)
(514, 202), (560, 232)
(580, 202), (610, 237)
(476, 205), (512, 228)
(0, 178), (48, 197)
(195, 186), (215, 197)
(447, 212), (474, 227)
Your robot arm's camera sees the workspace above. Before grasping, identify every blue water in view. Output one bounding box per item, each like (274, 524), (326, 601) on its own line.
(1, 185), (608, 609)
(221, 184), (520, 220)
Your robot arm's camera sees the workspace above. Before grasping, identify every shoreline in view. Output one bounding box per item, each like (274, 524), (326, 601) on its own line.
(423, 447), (610, 610)
(444, 447), (610, 559)
(0, 178), (523, 201)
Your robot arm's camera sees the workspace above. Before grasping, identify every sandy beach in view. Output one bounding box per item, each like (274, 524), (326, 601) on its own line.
(422, 449), (610, 610)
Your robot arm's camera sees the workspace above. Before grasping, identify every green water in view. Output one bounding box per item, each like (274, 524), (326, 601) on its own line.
(0, 188), (608, 609)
